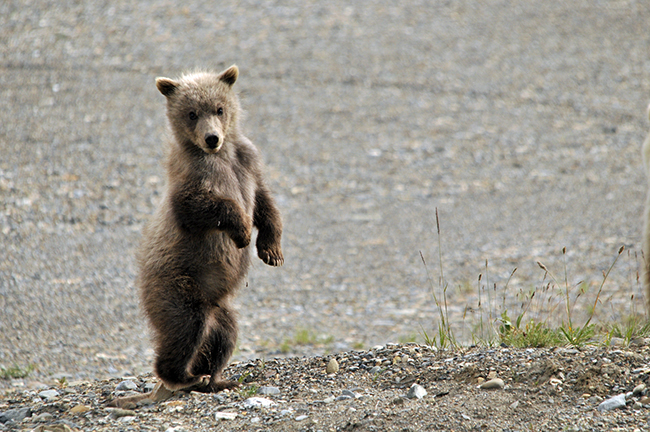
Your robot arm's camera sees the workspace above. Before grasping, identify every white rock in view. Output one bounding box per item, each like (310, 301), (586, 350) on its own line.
(215, 412), (238, 420)
(295, 415), (308, 421)
(406, 384), (427, 399)
(479, 378), (505, 390)
(38, 389), (59, 401)
(243, 397), (276, 408)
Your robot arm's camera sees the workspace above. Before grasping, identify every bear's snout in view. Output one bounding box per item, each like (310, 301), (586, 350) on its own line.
(205, 134), (220, 150)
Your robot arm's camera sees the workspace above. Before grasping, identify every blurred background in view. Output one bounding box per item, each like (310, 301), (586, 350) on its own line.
(1, 0), (649, 384)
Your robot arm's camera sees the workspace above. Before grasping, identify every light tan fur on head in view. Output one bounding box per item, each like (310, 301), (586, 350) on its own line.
(642, 102), (650, 312)
(155, 65), (241, 155)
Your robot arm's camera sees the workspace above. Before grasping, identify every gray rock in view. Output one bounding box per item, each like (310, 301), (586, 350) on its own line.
(38, 389), (60, 401)
(369, 366), (382, 375)
(116, 380), (139, 391)
(479, 378), (505, 390)
(0, 407), (32, 423)
(257, 386), (280, 395)
(633, 384), (646, 397)
(335, 395), (353, 401)
(597, 394), (627, 412)
(341, 389), (358, 398)
(406, 384), (427, 399)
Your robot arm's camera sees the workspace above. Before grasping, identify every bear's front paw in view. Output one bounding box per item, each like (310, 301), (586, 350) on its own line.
(257, 244), (284, 267)
(230, 221), (252, 249)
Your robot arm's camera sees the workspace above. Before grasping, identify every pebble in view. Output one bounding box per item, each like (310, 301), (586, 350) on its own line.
(243, 397), (276, 408)
(510, 401), (519, 409)
(335, 395), (353, 401)
(341, 389), (358, 398)
(116, 380), (139, 391)
(326, 358), (339, 374)
(215, 412), (238, 420)
(633, 384), (646, 396)
(108, 408), (137, 419)
(369, 366), (382, 375)
(69, 405), (91, 414)
(639, 396), (650, 405)
(257, 386), (280, 395)
(406, 384), (427, 399)
(33, 412), (54, 422)
(0, 407), (32, 423)
(479, 378), (505, 390)
(295, 415), (308, 421)
(38, 389), (60, 401)
(597, 394), (627, 412)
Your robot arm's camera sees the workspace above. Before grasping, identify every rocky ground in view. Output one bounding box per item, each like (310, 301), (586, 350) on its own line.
(3, 344), (650, 431)
(2, 0), (650, 430)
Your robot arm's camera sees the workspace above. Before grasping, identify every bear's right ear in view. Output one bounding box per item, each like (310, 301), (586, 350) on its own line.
(156, 78), (179, 97)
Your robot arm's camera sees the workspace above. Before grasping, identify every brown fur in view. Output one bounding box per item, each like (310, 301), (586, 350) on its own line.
(139, 65), (283, 393)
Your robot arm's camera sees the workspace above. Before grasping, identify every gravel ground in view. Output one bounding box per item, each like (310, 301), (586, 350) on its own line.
(1, 0), (650, 394)
(2, 344), (650, 431)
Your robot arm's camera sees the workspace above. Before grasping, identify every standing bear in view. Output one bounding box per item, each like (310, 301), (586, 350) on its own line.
(139, 65), (283, 393)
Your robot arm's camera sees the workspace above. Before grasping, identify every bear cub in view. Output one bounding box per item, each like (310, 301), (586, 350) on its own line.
(139, 65), (283, 393)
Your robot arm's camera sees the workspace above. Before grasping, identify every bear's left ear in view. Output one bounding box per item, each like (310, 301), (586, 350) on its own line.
(156, 77), (179, 97)
(218, 65), (239, 87)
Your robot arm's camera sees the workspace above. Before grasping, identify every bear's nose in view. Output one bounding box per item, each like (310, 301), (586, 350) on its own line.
(205, 134), (220, 149)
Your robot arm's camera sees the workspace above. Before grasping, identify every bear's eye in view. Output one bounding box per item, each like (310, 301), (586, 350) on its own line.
(217, 107), (224, 116)
(189, 111), (198, 121)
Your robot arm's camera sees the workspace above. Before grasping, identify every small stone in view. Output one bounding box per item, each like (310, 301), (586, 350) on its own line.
(335, 395), (353, 401)
(257, 386), (280, 395)
(39, 389), (60, 401)
(487, 371), (497, 379)
(630, 337), (649, 346)
(369, 366), (382, 375)
(588, 395), (603, 404)
(326, 358), (339, 374)
(0, 407), (32, 423)
(243, 397), (276, 408)
(510, 401), (519, 409)
(597, 394), (626, 412)
(33, 412), (54, 422)
(215, 412), (238, 420)
(295, 415), (308, 421)
(633, 384), (646, 396)
(476, 377), (485, 385)
(70, 405), (91, 415)
(109, 408), (137, 419)
(479, 378), (505, 390)
(609, 337), (625, 347)
(118, 416), (137, 423)
(116, 380), (139, 391)
(640, 396), (650, 405)
(634, 401), (643, 410)
(341, 389), (358, 398)
(392, 397), (405, 405)
(251, 416), (261, 423)
(406, 384), (427, 399)
(323, 396), (335, 403)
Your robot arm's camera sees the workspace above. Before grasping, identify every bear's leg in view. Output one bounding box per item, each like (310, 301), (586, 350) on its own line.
(189, 304), (239, 392)
(152, 301), (211, 391)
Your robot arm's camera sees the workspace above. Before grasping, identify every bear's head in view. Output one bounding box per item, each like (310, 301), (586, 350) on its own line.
(156, 65), (240, 154)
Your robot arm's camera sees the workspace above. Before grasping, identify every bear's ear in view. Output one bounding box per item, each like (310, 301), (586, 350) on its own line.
(218, 65), (239, 87)
(156, 78), (179, 97)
